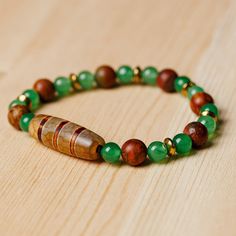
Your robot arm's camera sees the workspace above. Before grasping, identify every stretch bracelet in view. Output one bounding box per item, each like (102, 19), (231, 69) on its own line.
(8, 65), (219, 166)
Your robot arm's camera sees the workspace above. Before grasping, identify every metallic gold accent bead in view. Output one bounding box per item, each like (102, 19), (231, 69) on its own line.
(200, 110), (218, 122)
(133, 66), (142, 84)
(181, 81), (196, 97)
(164, 138), (176, 157)
(69, 73), (81, 91)
(17, 94), (30, 106)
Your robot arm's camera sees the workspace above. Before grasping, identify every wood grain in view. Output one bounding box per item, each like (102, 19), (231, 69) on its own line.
(0, 0), (236, 235)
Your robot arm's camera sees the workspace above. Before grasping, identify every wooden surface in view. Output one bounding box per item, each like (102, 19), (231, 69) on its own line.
(0, 0), (236, 235)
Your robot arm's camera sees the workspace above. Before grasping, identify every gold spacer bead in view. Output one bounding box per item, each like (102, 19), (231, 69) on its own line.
(181, 81), (196, 97)
(69, 73), (81, 91)
(200, 110), (218, 122)
(17, 94), (31, 106)
(133, 66), (142, 84)
(164, 137), (176, 157)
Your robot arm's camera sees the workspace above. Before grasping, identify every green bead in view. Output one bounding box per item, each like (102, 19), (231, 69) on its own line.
(9, 99), (27, 109)
(200, 103), (219, 117)
(198, 115), (216, 135)
(187, 86), (204, 99)
(148, 141), (167, 162)
(101, 142), (121, 163)
(174, 76), (190, 92)
(173, 133), (192, 155)
(20, 113), (35, 132)
(117, 65), (134, 84)
(77, 71), (95, 90)
(141, 66), (158, 85)
(23, 89), (40, 111)
(54, 76), (72, 97)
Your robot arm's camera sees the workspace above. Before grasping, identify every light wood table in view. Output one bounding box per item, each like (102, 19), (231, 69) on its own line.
(0, 0), (236, 235)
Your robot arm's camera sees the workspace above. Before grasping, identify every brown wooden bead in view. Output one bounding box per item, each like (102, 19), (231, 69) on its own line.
(121, 139), (147, 166)
(184, 122), (208, 148)
(190, 92), (214, 115)
(33, 78), (55, 102)
(95, 65), (117, 88)
(29, 114), (105, 161)
(8, 105), (30, 130)
(157, 69), (178, 92)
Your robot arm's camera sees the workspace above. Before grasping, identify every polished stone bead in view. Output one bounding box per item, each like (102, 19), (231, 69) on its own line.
(200, 103), (219, 117)
(198, 115), (216, 135)
(157, 69), (178, 92)
(147, 141), (167, 162)
(9, 99), (28, 109)
(173, 133), (192, 155)
(187, 86), (204, 99)
(20, 113), (35, 132)
(101, 142), (121, 163)
(174, 76), (190, 92)
(121, 139), (147, 166)
(33, 78), (55, 102)
(77, 71), (95, 90)
(54, 76), (72, 97)
(8, 105), (30, 130)
(183, 122), (208, 148)
(190, 92), (214, 115)
(23, 89), (40, 111)
(141, 66), (158, 85)
(95, 65), (117, 88)
(117, 65), (134, 84)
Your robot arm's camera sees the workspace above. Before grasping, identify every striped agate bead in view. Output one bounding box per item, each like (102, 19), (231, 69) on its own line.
(29, 114), (105, 160)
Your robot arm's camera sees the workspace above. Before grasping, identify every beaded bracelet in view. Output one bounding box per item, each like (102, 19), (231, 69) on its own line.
(8, 65), (219, 166)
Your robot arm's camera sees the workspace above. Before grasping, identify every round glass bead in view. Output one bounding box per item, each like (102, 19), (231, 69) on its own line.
(187, 86), (204, 99)
(54, 76), (72, 97)
(101, 142), (121, 163)
(117, 65), (134, 84)
(200, 103), (219, 117)
(9, 99), (28, 109)
(148, 141), (167, 162)
(141, 66), (158, 85)
(173, 133), (192, 155)
(77, 71), (95, 90)
(23, 89), (40, 111)
(198, 115), (216, 135)
(174, 76), (190, 92)
(20, 113), (35, 132)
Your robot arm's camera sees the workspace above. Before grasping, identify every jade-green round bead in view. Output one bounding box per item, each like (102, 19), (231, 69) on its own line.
(101, 142), (121, 163)
(23, 89), (40, 111)
(9, 99), (28, 110)
(173, 133), (192, 155)
(117, 65), (134, 84)
(147, 141), (167, 162)
(141, 66), (158, 85)
(20, 113), (35, 132)
(200, 103), (219, 117)
(54, 76), (72, 97)
(187, 86), (204, 99)
(198, 115), (216, 135)
(77, 71), (95, 90)
(174, 76), (190, 92)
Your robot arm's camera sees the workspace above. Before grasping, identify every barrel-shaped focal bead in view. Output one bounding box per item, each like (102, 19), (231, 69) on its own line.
(29, 115), (105, 161)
